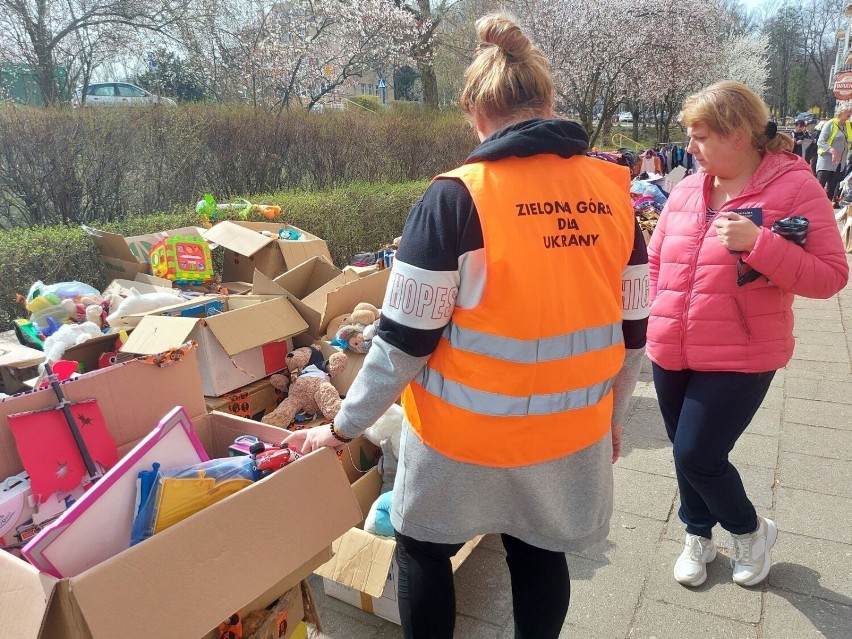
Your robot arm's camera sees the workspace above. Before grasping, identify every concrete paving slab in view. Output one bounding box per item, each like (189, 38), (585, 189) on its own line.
(775, 487), (852, 544)
(768, 532), (852, 606)
(645, 539), (763, 623)
(729, 432), (779, 470)
(785, 376), (852, 404)
(747, 405), (783, 436)
(783, 398), (852, 430)
(792, 319), (845, 333)
(568, 511), (666, 570)
(627, 599), (759, 639)
(613, 467), (677, 522)
(624, 407), (669, 441)
(792, 342), (851, 363)
(453, 547), (513, 628)
(778, 451), (852, 498)
(790, 308), (843, 321)
(763, 591), (852, 639)
(618, 435), (677, 477)
(784, 358), (851, 376)
(790, 330), (849, 346)
(735, 462), (776, 509)
(563, 553), (645, 638)
(781, 423), (852, 461)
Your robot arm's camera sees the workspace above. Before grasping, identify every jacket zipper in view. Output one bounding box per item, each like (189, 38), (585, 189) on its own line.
(732, 297), (752, 339)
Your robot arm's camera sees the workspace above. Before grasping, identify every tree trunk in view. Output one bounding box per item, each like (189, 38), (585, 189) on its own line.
(420, 61), (439, 109)
(34, 46), (59, 106)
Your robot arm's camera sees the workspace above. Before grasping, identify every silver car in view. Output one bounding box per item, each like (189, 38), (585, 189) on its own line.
(71, 82), (176, 107)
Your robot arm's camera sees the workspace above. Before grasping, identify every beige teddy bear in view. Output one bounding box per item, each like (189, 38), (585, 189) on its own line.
(261, 345), (347, 429)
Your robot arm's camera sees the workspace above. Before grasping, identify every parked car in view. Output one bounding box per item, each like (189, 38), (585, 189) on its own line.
(795, 112), (817, 126)
(71, 82), (176, 107)
(618, 111), (633, 123)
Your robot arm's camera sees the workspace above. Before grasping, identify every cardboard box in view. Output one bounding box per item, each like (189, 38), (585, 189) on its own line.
(316, 468), (482, 624)
(0, 345), (362, 639)
(204, 377), (284, 421)
(84, 225), (207, 281)
(203, 221), (332, 287)
(252, 259), (390, 340)
(0, 334), (43, 394)
(121, 295), (308, 397)
(202, 581), (305, 639)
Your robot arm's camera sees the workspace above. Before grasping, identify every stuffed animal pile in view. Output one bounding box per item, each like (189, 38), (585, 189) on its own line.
(261, 345), (347, 429)
(326, 302), (381, 354)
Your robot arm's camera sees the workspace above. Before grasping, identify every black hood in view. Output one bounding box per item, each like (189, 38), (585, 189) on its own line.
(465, 118), (589, 164)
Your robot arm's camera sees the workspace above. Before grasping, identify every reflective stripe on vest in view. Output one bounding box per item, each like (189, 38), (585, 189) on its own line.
(401, 154), (635, 467)
(817, 119), (852, 154)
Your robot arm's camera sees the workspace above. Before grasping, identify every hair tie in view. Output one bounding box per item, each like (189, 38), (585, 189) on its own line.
(765, 121), (778, 139)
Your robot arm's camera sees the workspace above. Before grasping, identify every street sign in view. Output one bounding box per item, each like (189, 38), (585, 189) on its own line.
(377, 78), (386, 89)
(834, 70), (852, 100)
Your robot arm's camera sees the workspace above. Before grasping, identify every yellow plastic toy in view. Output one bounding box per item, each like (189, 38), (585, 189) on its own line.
(149, 236), (214, 285)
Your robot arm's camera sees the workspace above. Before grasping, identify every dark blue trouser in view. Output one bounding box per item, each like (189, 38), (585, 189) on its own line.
(652, 364), (775, 539)
(395, 531), (570, 639)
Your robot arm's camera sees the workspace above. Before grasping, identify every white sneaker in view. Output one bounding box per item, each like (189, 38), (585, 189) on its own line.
(674, 533), (716, 586)
(731, 516), (777, 587)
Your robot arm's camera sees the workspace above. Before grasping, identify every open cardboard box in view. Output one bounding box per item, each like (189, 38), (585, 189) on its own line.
(120, 295), (308, 397)
(84, 225), (207, 281)
(204, 221), (332, 289)
(252, 258), (390, 342)
(0, 345), (362, 639)
(316, 467), (482, 624)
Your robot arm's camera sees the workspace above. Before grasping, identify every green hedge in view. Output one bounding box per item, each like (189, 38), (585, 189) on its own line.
(0, 181), (428, 333)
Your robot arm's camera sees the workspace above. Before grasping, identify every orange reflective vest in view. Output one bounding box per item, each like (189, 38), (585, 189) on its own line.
(401, 154), (635, 467)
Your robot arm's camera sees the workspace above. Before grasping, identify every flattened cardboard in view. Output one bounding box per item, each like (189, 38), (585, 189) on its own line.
(0, 348), (362, 639)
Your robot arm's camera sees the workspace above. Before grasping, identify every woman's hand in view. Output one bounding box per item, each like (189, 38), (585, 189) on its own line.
(713, 212), (761, 252)
(282, 425), (344, 455)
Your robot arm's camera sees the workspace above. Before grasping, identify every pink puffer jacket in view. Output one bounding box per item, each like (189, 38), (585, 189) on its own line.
(647, 151), (848, 373)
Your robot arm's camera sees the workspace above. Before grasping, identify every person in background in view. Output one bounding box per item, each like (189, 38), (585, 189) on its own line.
(816, 102), (852, 205)
(647, 81), (848, 590)
(792, 119), (808, 157)
(284, 13), (648, 639)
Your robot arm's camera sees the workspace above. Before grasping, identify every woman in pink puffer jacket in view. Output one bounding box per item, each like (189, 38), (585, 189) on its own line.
(647, 81), (848, 590)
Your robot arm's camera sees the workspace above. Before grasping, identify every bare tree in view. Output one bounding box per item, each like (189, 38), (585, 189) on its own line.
(0, 0), (199, 105)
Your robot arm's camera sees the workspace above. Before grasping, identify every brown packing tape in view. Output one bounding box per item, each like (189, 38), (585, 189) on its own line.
(359, 591), (374, 615)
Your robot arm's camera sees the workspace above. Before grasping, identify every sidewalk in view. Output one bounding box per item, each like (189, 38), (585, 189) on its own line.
(307, 256), (852, 639)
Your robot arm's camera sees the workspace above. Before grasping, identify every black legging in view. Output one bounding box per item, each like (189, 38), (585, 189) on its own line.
(395, 531), (570, 639)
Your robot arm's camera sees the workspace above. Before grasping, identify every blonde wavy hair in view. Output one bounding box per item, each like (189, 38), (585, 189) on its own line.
(459, 13), (554, 124)
(680, 81), (793, 153)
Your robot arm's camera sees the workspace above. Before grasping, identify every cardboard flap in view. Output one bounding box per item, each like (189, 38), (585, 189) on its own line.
(314, 527), (397, 598)
(83, 226), (137, 262)
(69, 445), (361, 639)
(318, 268), (391, 334)
(204, 297), (307, 356)
(120, 316), (199, 356)
(251, 270), (288, 296)
(203, 221), (275, 257)
(0, 341), (44, 369)
(0, 550), (58, 639)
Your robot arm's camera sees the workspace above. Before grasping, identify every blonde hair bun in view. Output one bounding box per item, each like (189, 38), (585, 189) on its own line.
(476, 14), (532, 60)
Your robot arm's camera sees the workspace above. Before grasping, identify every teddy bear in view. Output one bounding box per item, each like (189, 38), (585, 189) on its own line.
(364, 403), (403, 493)
(261, 345), (347, 429)
(323, 302), (381, 341)
(329, 302), (382, 354)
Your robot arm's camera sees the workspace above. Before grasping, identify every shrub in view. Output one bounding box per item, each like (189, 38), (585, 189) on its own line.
(0, 181), (428, 333)
(0, 104), (475, 228)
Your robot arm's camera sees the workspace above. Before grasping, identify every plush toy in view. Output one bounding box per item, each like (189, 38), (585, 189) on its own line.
(364, 403), (403, 493)
(105, 288), (182, 328)
(261, 346), (347, 429)
(364, 490), (394, 537)
(41, 321), (103, 364)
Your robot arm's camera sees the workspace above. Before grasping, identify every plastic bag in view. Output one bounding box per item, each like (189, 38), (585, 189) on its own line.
(130, 457), (255, 546)
(26, 280), (100, 305)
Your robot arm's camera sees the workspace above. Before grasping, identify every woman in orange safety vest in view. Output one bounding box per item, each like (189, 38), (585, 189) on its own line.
(285, 13), (648, 639)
